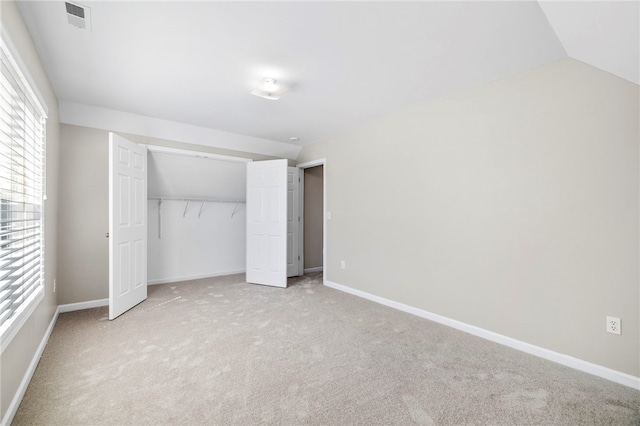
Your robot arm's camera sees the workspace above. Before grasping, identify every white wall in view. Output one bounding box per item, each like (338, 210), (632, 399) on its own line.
(297, 58), (639, 378)
(147, 200), (245, 284)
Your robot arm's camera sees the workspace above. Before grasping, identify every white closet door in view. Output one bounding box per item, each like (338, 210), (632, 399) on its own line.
(287, 167), (301, 277)
(246, 159), (287, 288)
(109, 133), (147, 319)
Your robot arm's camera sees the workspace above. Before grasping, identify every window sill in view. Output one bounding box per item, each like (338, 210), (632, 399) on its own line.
(0, 286), (45, 354)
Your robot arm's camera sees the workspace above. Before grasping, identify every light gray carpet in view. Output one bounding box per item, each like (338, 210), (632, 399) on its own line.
(13, 273), (640, 425)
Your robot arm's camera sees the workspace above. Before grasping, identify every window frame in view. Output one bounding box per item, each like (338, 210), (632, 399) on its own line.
(0, 27), (48, 354)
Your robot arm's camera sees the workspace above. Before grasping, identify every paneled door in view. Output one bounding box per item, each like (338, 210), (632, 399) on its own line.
(109, 133), (147, 319)
(246, 159), (287, 288)
(287, 167), (301, 277)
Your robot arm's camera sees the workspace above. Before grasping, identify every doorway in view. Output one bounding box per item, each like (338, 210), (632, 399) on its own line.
(297, 159), (326, 280)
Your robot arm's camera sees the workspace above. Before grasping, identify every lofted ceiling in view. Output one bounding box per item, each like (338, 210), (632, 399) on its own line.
(14, 1), (640, 158)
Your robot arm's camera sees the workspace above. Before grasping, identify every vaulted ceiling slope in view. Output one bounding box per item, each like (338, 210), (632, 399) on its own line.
(14, 1), (639, 159)
(148, 151), (246, 201)
(538, 1), (639, 85)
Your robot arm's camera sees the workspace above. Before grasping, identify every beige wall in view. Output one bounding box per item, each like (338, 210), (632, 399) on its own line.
(0, 1), (60, 421)
(57, 125), (282, 304)
(57, 125), (109, 304)
(303, 166), (324, 269)
(297, 59), (640, 377)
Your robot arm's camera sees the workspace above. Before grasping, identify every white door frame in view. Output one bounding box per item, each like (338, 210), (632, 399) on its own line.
(145, 145), (253, 164)
(296, 159), (327, 284)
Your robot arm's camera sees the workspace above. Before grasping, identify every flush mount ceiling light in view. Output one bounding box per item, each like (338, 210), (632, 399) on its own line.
(250, 78), (289, 100)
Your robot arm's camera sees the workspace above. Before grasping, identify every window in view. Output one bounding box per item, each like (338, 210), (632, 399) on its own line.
(0, 33), (47, 352)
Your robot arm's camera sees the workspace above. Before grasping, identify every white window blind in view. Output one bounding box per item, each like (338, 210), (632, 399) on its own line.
(0, 35), (46, 349)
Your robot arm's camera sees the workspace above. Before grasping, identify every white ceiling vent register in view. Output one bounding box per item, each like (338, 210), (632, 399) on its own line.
(65, 2), (91, 32)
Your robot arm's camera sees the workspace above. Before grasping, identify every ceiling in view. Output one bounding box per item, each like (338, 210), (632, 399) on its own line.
(15, 1), (639, 158)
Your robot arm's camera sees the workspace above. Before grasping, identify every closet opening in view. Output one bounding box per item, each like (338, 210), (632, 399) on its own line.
(146, 146), (251, 285)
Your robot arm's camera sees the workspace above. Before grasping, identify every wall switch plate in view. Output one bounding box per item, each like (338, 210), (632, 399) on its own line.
(606, 316), (621, 335)
(340, 260), (346, 269)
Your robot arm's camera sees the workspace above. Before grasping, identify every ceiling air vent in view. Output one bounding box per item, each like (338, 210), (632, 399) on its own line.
(65, 2), (91, 31)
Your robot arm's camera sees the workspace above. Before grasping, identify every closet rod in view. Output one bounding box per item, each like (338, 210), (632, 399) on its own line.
(148, 196), (246, 204)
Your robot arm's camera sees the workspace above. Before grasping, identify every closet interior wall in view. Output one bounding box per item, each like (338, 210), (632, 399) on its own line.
(147, 150), (248, 284)
(147, 199), (245, 284)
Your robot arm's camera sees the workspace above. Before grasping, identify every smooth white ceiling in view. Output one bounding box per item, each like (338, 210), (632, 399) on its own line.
(14, 1), (639, 156)
(538, 1), (639, 85)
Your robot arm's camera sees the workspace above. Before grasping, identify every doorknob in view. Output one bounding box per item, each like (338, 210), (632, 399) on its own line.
(105, 232), (109, 238)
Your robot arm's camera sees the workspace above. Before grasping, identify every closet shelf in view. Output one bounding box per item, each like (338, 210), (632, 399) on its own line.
(150, 196), (245, 222)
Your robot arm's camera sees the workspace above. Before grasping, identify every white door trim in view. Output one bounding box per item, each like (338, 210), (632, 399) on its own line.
(296, 159), (327, 284)
(297, 168), (305, 277)
(145, 144), (253, 163)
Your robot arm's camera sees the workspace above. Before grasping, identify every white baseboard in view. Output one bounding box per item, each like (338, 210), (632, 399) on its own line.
(304, 267), (323, 273)
(148, 269), (245, 286)
(58, 298), (109, 313)
(324, 280), (640, 391)
(1, 306), (60, 426)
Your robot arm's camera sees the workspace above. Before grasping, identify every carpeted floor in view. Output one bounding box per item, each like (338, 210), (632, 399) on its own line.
(12, 273), (640, 425)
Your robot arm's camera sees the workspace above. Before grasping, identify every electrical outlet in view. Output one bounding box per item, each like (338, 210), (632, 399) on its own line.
(53, 279), (56, 293)
(606, 316), (621, 335)
(340, 260), (346, 269)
